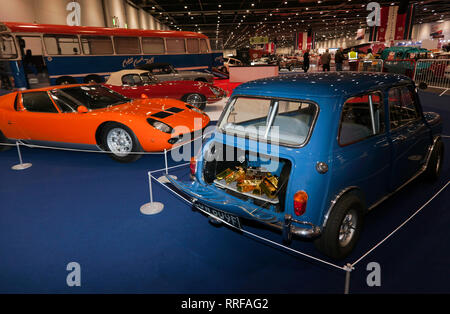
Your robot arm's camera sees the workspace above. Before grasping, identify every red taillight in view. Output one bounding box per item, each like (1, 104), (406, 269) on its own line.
(190, 156), (197, 176)
(294, 191), (308, 216)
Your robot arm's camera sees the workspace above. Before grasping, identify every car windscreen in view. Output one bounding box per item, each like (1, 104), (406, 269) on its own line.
(53, 85), (130, 110)
(218, 97), (318, 146)
(140, 72), (159, 84)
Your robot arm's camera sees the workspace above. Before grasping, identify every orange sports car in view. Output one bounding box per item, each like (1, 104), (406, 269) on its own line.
(0, 84), (210, 162)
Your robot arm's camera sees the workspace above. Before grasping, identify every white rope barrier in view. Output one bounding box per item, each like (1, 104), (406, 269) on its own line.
(0, 129), (215, 156)
(350, 180), (450, 268)
(149, 170), (347, 272)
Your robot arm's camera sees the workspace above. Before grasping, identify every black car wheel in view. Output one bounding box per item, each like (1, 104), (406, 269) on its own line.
(424, 140), (444, 181)
(101, 123), (142, 163)
(83, 75), (104, 84)
(56, 76), (77, 85)
(183, 93), (206, 110)
(314, 192), (364, 259)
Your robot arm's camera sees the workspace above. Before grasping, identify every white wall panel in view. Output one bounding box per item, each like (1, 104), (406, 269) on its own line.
(78, 0), (105, 27)
(104, 0), (127, 28)
(139, 9), (148, 29)
(33, 0), (68, 25)
(0, 0), (36, 23)
(125, 2), (139, 29)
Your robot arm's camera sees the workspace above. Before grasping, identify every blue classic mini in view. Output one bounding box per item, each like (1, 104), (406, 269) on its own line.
(169, 72), (444, 259)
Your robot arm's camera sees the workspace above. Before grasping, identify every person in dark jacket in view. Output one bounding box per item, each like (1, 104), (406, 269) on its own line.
(302, 50), (310, 73)
(335, 48), (345, 71)
(321, 49), (331, 71)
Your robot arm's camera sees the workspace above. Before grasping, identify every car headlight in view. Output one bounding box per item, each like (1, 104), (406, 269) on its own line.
(186, 104), (203, 114)
(147, 118), (173, 134)
(209, 86), (222, 97)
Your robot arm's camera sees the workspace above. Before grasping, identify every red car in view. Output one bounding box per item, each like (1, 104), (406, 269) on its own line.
(104, 70), (226, 110)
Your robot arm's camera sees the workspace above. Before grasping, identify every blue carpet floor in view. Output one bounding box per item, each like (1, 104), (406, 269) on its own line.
(0, 91), (449, 293)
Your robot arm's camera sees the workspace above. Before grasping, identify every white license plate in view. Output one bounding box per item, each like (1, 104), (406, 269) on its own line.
(194, 202), (242, 230)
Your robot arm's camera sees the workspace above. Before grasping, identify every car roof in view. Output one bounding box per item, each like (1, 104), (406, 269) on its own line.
(106, 69), (150, 86)
(232, 72), (412, 99)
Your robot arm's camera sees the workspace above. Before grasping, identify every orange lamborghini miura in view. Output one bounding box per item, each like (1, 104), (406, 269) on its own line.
(0, 84), (210, 162)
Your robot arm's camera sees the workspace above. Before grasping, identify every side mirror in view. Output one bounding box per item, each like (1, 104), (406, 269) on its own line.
(418, 82), (428, 90)
(141, 93), (149, 99)
(77, 105), (89, 113)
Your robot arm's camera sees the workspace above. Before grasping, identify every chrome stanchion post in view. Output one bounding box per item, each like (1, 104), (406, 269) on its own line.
(11, 141), (32, 170)
(344, 263), (353, 295)
(140, 171), (164, 215)
(158, 148), (178, 183)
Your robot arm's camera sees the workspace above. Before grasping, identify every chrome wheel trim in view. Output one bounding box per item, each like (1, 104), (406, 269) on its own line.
(435, 150), (442, 174)
(106, 128), (133, 157)
(338, 209), (357, 247)
(186, 94), (203, 108)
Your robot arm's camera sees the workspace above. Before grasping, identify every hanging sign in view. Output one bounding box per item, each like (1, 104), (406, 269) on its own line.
(250, 36), (269, 45)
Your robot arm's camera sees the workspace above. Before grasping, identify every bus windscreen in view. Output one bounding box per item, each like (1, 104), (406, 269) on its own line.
(0, 35), (17, 59)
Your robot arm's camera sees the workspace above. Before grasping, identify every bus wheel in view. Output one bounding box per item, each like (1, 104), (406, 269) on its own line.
(56, 76), (77, 85)
(84, 75), (104, 84)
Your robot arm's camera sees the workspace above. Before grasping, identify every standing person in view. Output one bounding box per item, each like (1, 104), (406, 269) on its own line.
(321, 49), (331, 71)
(335, 48), (345, 71)
(363, 48), (375, 72)
(302, 49), (310, 73)
(348, 48), (359, 71)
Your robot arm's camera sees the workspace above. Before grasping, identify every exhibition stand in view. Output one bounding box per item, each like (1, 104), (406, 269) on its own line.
(1, 134), (449, 293)
(229, 65), (279, 83)
(0, 92), (449, 293)
(144, 163), (450, 294)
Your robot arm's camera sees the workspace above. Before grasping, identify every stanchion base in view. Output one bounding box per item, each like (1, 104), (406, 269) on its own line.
(11, 163), (32, 171)
(140, 202), (164, 215)
(157, 174), (177, 184)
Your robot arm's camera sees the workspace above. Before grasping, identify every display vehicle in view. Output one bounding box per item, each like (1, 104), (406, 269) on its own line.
(0, 84), (210, 162)
(278, 56), (303, 71)
(136, 62), (214, 83)
(168, 72), (444, 259)
(0, 21), (223, 90)
(105, 69), (226, 110)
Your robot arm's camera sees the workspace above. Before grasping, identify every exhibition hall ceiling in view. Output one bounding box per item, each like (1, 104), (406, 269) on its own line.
(131, 0), (450, 48)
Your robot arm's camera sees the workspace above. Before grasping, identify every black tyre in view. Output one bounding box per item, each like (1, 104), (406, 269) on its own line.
(56, 76), (77, 85)
(101, 123), (142, 163)
(314, 193), (364, 259)
(423, 140), (444, 181)
(0, 130), (11, 152)
(83, 75), (104, 84)
(182, 93), (206, 110)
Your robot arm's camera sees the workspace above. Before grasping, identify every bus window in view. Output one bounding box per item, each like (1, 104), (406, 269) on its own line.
(186, 39), (199, 53)
(199, 39), (209, 53)
(81, 36), (113, 55)
(166, 38), (185, 54)
(0, 34), (17, 59)
(142, 37), (164, 54)
(43, 35), (80, 55)
(113, 37), (141, 55)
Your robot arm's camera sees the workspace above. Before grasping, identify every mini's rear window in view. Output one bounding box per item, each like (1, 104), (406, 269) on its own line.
(219, 97), (318, 146)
